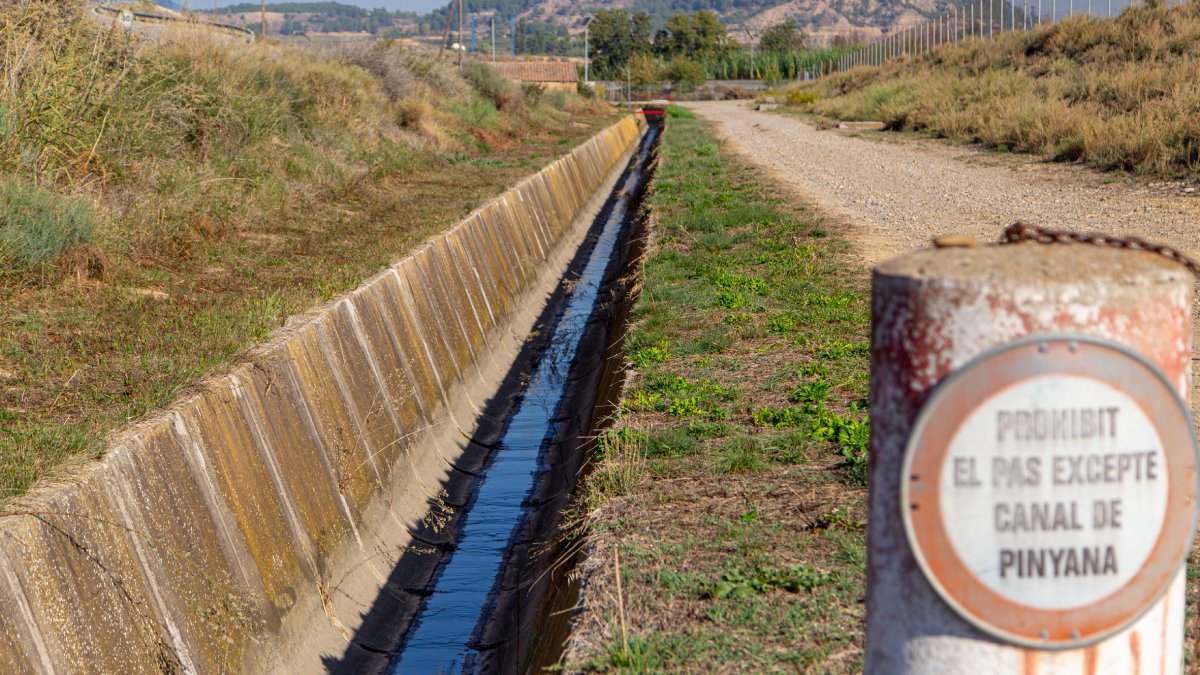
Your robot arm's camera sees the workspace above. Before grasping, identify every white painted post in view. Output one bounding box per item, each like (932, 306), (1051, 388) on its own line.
(868, 244), (1195, 675)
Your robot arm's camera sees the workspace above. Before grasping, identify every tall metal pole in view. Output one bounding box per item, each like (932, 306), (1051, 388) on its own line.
(746, 29), (756, 79)
(584, 19), (589, 83)
(491, 17), (496, 64)
(260, 0), (266, 38)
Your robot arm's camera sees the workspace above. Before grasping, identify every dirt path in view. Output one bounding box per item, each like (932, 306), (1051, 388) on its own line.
(687, 100), (1200, 269)
(686, 98), (1200, 665)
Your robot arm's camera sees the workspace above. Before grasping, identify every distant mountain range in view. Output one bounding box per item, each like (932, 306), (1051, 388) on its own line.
(429, 0), (963, 44)
(209, 1), (963, 45)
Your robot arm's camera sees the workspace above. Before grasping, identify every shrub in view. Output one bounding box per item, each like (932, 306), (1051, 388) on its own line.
(786, 90), (819, 106)
(521, 82), (545, 106)
(665, 57), (707, 94)
(463, 61), (521, 111)
(0, 179), (95, 272)
(334, 41), (470, 104)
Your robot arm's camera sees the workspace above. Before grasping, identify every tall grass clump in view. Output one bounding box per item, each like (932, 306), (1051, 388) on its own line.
(0, 179), (94, 272)
(463, 61), (523, 111)
(792, 0), (1200, 177)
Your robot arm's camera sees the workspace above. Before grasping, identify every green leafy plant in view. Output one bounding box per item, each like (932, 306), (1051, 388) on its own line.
(789, 380), (832, 407)
(709, 563), (827, 599)
(630, 341), (671, 369)
(667, 396), (706, 418)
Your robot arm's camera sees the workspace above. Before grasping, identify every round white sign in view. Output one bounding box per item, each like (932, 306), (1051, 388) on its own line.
(940, 375), (1166, 610)
(120, 10), (134, 31)
(902, 336), (1198, 648)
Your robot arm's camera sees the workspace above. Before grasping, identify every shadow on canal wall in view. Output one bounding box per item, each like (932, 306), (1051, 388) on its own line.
(0, 117), (644, 673)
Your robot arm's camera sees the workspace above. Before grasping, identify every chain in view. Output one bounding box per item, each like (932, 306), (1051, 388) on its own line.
(1001, 221), (1200, 278)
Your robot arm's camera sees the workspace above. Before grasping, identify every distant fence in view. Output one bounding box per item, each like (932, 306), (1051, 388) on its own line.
(826, 0), (1187, 75)
(592, 79), (770, 104)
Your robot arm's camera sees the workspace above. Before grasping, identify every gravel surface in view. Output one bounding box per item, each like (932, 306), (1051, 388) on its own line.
(687, 100), (1200, 269)
(686, 96), (1200, 666)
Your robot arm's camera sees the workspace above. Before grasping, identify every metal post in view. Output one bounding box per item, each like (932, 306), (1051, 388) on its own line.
(457, 0), (463, 68)
(492, 17), (496, 64)
(470, 12), (475, 53)
(260, 0), (266, 38)
(583, 18), (589, 82)
(511, 15), (515, 55)
(867, 245), (1194, 675)
(745, 29), (756, 79)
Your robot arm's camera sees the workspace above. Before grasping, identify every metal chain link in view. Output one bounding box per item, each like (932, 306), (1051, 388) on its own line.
(1001, 221), (1200, 278)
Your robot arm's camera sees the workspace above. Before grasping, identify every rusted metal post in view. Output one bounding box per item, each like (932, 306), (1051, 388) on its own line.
(868, 243), (1195, 673)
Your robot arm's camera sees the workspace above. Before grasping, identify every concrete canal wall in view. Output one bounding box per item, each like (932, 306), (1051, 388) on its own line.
(0, 117), (645, 673)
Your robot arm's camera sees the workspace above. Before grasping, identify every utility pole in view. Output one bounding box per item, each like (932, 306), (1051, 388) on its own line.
(744, 29), (756, 80)
(439, 0), (455, 58)
(260, 0), (266, 38)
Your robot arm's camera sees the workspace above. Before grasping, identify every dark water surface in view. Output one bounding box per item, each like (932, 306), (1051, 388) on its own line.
(388, 126), (660, 674)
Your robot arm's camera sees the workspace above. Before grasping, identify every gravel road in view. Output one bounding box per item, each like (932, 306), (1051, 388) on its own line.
(687, 100), (1200, 269)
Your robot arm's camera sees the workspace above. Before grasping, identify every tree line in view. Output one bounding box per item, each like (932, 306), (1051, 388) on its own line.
(589, 9), (838, 90)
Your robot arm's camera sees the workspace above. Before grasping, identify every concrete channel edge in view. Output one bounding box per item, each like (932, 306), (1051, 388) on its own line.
(0, 116), (647, 674)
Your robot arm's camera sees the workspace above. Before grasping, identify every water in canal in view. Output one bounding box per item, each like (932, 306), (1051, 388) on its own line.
(388, 125), (660, 674)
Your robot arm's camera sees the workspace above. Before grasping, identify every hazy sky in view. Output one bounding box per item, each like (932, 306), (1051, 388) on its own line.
(209, 1), (450, 12)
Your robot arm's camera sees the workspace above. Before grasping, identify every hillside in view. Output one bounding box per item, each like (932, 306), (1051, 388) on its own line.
(426, 0), (963, 46)
(206, 1), (960, 47)
(0, 0), (614, 498)
(792, 2), (1200, 177)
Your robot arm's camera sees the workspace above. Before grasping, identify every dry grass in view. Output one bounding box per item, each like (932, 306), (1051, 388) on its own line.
(794, 1), (1200, 177)
(0, 0), (616, 498)
(563, 109), (868, 672)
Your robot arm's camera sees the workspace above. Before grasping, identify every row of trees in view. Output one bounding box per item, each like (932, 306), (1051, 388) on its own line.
(589, 10), (818, 87)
